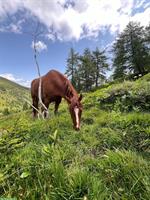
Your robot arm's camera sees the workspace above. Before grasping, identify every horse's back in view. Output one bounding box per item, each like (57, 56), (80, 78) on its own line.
(45, 70), (66, 83)
(42, 70), (66, 96)
(31, 70), (68, 98)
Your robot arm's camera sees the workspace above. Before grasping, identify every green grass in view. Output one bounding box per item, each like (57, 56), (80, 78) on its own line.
(0, 77), (30, 115)
(0, 74), (150, 199)
(85, 73), (150, 112)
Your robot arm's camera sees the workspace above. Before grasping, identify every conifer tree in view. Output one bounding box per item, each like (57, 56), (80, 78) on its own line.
(79, 48), (95, 91)
(113, 22), (149, 79)
(65, 48), (79, 88)
(92, 47), (109, 87)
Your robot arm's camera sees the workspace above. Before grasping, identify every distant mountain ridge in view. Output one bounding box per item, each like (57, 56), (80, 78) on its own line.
(0, 76), (29, 90)
(0, 76), (30, 115)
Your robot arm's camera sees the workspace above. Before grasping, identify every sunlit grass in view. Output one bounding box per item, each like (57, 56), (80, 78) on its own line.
(0, 74), (150, 199)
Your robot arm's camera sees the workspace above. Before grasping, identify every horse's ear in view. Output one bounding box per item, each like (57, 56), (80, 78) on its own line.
(79, 94), (83, 101)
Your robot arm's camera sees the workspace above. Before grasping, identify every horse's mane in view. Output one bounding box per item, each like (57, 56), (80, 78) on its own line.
(64, 78), (78, 100)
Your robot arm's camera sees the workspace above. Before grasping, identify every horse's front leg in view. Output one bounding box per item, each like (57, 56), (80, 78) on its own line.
(54, 97), (62, 115)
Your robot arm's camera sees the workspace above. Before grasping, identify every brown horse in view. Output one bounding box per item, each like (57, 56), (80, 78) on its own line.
(31, 70), (83, 130)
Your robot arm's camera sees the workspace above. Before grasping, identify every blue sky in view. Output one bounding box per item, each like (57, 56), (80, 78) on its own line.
(0, 0), (149, 87)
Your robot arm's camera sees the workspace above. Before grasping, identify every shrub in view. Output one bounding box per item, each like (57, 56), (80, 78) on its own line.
(85, 73), (150, 112)
(22, 102), (28, 111)
(2, 108), (10, 115)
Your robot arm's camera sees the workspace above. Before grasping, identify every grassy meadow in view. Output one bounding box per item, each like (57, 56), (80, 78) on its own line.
(0, 77), (29, 115)
(0, 74), (150, 200)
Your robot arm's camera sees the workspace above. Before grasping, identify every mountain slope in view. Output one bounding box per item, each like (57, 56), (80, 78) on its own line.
(0, 76), (30, 114)
(0, 74), (150, 199)
(84, 73), (150, 112)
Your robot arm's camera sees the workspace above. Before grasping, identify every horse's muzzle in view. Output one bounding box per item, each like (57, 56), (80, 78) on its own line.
(75, 125), (80, 131)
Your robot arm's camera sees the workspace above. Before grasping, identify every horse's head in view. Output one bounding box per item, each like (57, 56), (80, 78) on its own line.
(69, 94), (83, 130)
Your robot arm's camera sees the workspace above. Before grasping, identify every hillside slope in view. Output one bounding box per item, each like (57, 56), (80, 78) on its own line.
(85, 73), (150, 112)
(0, 74), (150, 199)
(0, 77), (30, 114)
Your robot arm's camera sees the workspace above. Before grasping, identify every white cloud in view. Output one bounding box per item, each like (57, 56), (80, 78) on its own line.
(135, 0), (147, 9)
(131, 7), (150, 27)
(0, 73), (30, 87)
(46, 33), (56, 41)
(143, 2), (150, 9)
(9, 23), (21, 33)
(0, 0), (149, 40)
(0, 20), (23, 33)
(31, 40), (47, 52)
(0, 0), (22, 19)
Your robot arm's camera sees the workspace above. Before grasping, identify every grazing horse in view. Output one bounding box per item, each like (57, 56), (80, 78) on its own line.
(31, 70), (83, 130)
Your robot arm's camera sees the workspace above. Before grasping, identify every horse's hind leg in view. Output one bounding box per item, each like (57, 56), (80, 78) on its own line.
(54, 97), (62, 115)
(41, 99), (50, 118)
(32, 97), (38, 118)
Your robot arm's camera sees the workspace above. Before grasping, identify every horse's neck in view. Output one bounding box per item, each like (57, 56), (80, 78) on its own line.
(65, 80), (78, 103)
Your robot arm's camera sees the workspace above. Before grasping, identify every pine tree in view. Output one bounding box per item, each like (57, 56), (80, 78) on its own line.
(127, 22), (149, 75)
(144, 23), (150, 72)
(145, 23), (150, 44)
(65, 48), (79, 88)
(113, 22), (149, 79)
(112, 34), (127, 79)
(92, 47), (109, 87)
(79, 48), (95, 91)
